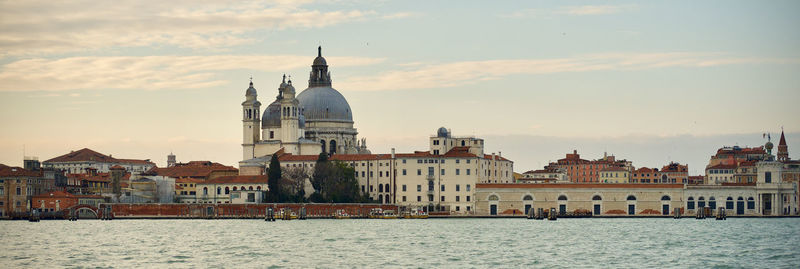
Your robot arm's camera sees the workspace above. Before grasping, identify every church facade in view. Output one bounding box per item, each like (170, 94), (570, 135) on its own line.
(240, 47), (369, 171)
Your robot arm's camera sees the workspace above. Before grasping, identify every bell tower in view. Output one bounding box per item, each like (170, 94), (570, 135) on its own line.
(280, 76), (300, 143)
(242, 78), (261, 160)
(778, 128), (789, 162)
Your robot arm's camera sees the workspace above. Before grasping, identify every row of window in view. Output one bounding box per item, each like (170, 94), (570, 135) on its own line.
(201, 186), (263, 195)
(686, 196), (755, 210)
(400, 195), (472, 202)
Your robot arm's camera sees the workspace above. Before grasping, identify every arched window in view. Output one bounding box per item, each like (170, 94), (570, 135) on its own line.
(461, 141), (465, 146)
(378, 194), (383, 204)
(385, 184), (390, 193)
(488, 195), (499, 201)
(256, 186), (261, 190)
(523, 195), (534, 201)
(379, 184), (384, 192)
(233, 187), (237, 191)
(709, 197), (717, 209)
(321, 140), (326, 153)
(661, 195), (671, 201)
(698, 196), (706, 208)
(726, 197), (734, 209)
(330, 140), (337, 154)
(747, 197), (755, 209)
(217, 187), (221, 195)
(225, 187), (230, 194)
(592, 195), (602, 201)
(203, 187), (208, 195)
(385, 195), (390, 203)
(249, 186), (254, 191)
(558, 195), (568, 201)
(626, 195), (637, 201)
(241, 186), (246, 191)
(687, 196), (695, 210)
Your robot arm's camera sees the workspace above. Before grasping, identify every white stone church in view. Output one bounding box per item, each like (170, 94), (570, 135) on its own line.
(239, 47), (370, 171)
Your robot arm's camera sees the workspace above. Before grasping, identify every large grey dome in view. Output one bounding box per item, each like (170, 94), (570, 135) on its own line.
(261, 100), (281, 128)
(296, 86), (353, 123)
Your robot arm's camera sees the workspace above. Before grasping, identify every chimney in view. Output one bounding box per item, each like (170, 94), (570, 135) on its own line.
(573, 150), (577, 154)
(499, 151), (502, 157)
(391, 148), (395, 159)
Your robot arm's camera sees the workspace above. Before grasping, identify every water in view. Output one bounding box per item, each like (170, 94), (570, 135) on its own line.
(1, 218), (799, 268)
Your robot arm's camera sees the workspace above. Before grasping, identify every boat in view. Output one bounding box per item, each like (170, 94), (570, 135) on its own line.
(370, 208), (398, 219)
(334, 209), (351, 219)
(403, 208), (429, 219)
(277, 208), (298, 220)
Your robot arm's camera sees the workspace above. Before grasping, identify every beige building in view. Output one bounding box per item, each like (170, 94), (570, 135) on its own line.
(598, 167), (629, 183)
(195, 176), (269, 204)
(475, 183), (684, 216)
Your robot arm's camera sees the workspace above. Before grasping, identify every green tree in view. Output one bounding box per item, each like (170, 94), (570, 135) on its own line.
(311, 153), (330, 195)
(267, 152), (282, 202)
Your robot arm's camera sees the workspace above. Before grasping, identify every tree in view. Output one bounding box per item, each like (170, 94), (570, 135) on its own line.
(267, 153), (282, 202)
(281, 167), (308, 202)
(311, 152), (330, 195)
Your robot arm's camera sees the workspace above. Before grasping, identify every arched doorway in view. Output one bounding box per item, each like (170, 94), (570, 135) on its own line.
(557, 195), (568, 215)
(488, 195), (499, 215)
(592, 195), (602, 215)
(661, 195), (671, 215)
(329, 140), (337, 154)
(736, 197), (745, 215)
(522, 195), (533, 215)
(626, 195), (637, 215)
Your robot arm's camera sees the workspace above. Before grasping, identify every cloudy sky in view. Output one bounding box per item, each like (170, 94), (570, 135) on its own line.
(0, 0), (798, 174)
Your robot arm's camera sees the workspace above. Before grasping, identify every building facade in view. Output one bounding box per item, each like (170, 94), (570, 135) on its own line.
(43, 148), (155, 174)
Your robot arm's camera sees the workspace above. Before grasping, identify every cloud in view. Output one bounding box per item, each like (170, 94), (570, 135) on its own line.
(0, 0), (400, 56)
(502, 5), (635, 18)
(336, 52), (800, 91)
(559, 5), (634, 15)
(0, 55), (385, 92)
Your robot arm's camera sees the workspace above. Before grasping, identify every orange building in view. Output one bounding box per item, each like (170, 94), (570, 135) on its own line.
(31, 191), (104, 213)
(547, 150), (630, 183)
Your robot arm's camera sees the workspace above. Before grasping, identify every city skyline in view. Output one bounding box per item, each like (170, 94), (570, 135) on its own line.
(1, 0), (798, 173)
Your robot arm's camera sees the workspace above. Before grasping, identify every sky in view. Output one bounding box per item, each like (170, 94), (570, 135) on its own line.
(0, 0), (798, 174)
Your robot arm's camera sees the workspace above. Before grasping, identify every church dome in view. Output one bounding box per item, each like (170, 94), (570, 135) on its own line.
(313, 46), (327, 66)
(296, 86), (353, 123)
(261, 100), (281, 128)
(766, 141), (774, 151)
(437, 127), (449, 138)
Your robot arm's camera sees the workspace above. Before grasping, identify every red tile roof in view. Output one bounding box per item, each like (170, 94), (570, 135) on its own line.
(707, 164), (737, 170)
(146, 161), (237, 178)
(175, 178), (204, 184)
(203, 175), (269, 184)
(44, 148), (154, 166)
(0, 165), (42, 177)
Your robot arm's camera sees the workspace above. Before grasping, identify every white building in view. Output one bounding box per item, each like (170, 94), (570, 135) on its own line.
(276, 127), (514, 214)
(195, 175), (269, 204)
(43, 148), (155, 175)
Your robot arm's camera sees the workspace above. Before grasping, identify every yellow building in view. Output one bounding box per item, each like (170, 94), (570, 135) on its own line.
(599, 167), (629, 183)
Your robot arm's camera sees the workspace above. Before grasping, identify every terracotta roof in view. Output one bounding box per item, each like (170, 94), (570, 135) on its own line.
(175, 177), (204, 184)
(32, 191), (103, 199)
(146, 161), (237, 178)
(600, 166), (627, 172)
(633, 167), (657, 173)
(67, 172), (130, 182)
(110, 165), (125, 170)
(0, 165), (42, 177)
(524, 169), (560, 174)
(203, 175), (270, 184)
(476, 183), (684, 189)
(44, 148), (154, 165)
(707, 164), (736, 170)
(661, 162), (688, 172)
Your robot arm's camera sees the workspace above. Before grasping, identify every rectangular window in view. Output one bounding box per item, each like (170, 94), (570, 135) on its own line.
(417, 160), (422, 164)
(361, 185), (365, 192)
(370, 185), (374, 192)
(428, 195), (433, 202)
(466, 196), (471, 202)
(467, 206), (471, 211)
(417, 196), (421, 202)
(417, 185), (421, 192)
(379, 171), (383, 177)
(467, 159), (471, 163)
(402, 196), (407, 202)
(403, 169), (407, 175)
(456, 159), (460, 164)
(370, 171), (373, 177)
(361, 171), (365, 177)
(765, 172), (772, 183)
(466, 184), (471, 191)
(456, 184), (460, 192)
(456, 169), (460, 175)
(417, 169), (422, 176)
(467, 169), (471, 175)
(402, 185), (407, 192)
(428, 167), (434, 176)
(403, 159), (407, 164)
(456, 206), (460, 211)
(441, 169), (445, 175)
(456, 196), (460, 202)
(441, 196), (445, 202)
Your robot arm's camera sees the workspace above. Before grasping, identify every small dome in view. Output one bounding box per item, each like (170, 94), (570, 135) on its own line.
(313, 46), (327, 66)
(245, 81), (257, 97)
(261, 100), (281, 128)
(766, 141), (774, 150)
(437, 127), (449, 138)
